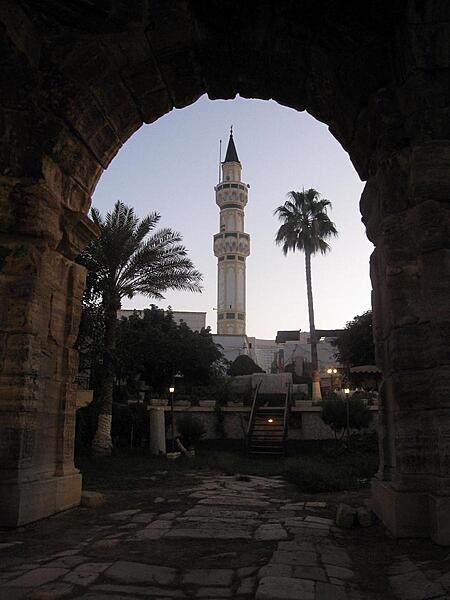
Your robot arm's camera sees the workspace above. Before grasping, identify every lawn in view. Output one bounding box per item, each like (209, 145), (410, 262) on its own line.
(76, 434), (378, 494)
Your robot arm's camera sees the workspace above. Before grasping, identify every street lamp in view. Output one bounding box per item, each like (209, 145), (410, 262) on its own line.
(169, 385), (175, 452)
(327, 368), (338, 391)
(344, 388), (350, 444)
(169, 372), (184, 453)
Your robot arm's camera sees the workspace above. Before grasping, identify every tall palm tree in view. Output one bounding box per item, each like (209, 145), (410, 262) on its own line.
(274, 189), (338, 400)
(78, 201), (202, 454)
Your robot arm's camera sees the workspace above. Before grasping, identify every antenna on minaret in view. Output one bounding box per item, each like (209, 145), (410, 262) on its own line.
(218, 139), (222, 183)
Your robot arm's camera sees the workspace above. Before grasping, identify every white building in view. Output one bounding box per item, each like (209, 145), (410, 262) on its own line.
(213, 128), (250, 335)
(117, 309), (206, 333)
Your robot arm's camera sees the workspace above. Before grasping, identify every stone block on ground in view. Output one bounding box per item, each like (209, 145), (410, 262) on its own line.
(316, 581), (348, 600)
(389, 570), (445, 600)
(5, 568), (69, 587)
(81, 491), (105, 508)
(254, 524), (288, 541)
(104, 561), (177, 586)
(336, 504), (356, 528)
(64, 562), (111, 586)
(256, 576), (315, 600)
(356, 507), (372, 527)
(258, 564), (293, 579)
(28, 583), (74, 599)
(182, 569), (234, 586)
(237, 576), (257, 595)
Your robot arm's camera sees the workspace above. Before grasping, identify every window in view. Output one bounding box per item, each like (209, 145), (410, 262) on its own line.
(226, 312), (235, 319)
(238, 256), (245, 261)
(218, 256), (224, 261)
(226, 255), (235, 260)
(218, 314), (224, 320)
(238, 313), (245, 320)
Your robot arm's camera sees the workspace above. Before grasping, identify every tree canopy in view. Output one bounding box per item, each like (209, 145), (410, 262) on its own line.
(77, 200), (202, 454)
(333, 310), (375, 367)
(274, 188), (337, 400)
(116, 307), (224, 392)
(229, 354), (264, 376)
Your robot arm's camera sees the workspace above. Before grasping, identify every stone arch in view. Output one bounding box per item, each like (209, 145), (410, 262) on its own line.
(0, 1), (449, 543)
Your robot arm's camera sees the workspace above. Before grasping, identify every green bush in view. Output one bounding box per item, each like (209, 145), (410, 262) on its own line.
(176, 414), (206, 447)
(321, 396), (373, 437)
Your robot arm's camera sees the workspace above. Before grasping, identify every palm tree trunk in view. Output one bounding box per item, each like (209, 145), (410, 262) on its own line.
(92, 297), (118, 455)
(305, 251), (321, 401)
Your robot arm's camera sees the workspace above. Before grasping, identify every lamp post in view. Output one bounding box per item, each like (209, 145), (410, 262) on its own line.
(344, 387), (350, 444)
(327, 367), (337, 391)
(169, 385), (175, 452)
(169, 372), (184, 453)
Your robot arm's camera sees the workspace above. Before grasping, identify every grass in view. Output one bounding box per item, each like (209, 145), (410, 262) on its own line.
(76, 434), (378, 494)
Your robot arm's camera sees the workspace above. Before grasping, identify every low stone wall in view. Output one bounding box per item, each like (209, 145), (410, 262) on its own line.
(154, 405), (379, 441)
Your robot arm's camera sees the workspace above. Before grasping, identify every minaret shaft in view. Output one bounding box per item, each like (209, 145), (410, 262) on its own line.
(213, 131), (250, 335)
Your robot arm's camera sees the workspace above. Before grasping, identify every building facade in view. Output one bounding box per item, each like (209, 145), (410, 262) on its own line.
(117, 309), (206, 333)
(213, 128), (250, 335)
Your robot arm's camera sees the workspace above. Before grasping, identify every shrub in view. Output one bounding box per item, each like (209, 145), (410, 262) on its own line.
(321, 396), (373, 438)
(176, 414), (206, 447)
(229, 354), (264, 376)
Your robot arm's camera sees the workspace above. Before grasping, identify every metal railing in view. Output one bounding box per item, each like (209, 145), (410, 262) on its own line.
(246, 381), (262, 450)
(282, 384), (291, 453)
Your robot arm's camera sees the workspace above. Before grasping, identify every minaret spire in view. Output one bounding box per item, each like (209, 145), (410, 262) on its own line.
(213, 129), (250, 335)
(224, 126), (240, 163)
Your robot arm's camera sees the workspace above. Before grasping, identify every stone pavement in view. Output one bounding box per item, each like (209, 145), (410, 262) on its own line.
(1, 472), (450, 599)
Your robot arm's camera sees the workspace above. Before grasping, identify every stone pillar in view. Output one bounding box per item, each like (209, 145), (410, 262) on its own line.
(0, 178), (97, 526)
(149, 408), (166, 456)
(361, 143), (450, 545)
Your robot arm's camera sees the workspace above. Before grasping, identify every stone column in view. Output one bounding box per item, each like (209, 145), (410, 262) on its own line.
(149, 408), (166, 456)
(0, 178), (97, 526)
(362, 143), (450, 545)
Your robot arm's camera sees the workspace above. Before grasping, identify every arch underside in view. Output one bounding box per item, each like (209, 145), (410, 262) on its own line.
(0, 1), (449, 543)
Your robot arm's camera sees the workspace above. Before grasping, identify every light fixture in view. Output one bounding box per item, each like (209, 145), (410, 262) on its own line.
(344, 388), (350, 395)
(268, 418), (273, 423)
(169, 386), (175, 394)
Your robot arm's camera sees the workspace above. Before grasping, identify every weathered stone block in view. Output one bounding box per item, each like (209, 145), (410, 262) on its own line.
(335, 504), (355, 528)
(81, 491), (105, 508)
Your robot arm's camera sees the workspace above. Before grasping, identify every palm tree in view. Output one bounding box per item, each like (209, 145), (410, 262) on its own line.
(274, 189), (338, 400)
(78, 201), (202, 454)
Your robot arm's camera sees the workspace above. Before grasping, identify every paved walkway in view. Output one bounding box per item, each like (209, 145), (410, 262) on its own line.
(1, 473), (449, 599)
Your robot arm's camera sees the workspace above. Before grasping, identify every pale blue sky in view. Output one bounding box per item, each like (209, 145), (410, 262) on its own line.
(92, 96), (372, 339)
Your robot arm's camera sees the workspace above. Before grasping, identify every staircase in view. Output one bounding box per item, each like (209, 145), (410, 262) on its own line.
(246, 386), (290, 456)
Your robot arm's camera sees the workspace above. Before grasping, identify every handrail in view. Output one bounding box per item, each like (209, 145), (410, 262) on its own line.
(282, 384), (291, 444)
(246, 380), (261, 441)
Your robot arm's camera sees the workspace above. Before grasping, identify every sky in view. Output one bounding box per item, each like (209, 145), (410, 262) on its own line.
(92, 95), (373, 339)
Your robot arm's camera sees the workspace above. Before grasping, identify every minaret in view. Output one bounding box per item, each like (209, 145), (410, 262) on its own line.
(214, 128), (250, 335)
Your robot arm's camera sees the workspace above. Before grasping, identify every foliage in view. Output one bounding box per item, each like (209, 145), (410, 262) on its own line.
(176, 415), (206, 447)
(274, 189), (337, 373)
(229, 354), (264, 376)
(116, 307), (224, 393)
(77, 200), (202, 454)
(333, 310), (375, 367)
(321, 396), (374, 438)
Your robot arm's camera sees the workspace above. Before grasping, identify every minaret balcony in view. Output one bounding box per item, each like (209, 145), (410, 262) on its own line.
(215, 182), (248, 208)
(213, 232), (250, 257)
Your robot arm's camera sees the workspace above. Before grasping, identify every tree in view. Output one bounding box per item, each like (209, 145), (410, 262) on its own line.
(78, 201), (202, 454)
(229, 354), (264, 376)
(334, 310), (375, 369)
(274, 188), (338, 400)
(115, 307), (224, 392)
(321, 395), (373, 439)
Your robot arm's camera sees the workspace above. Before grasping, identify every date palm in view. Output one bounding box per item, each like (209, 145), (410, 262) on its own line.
(79, 201), (202, 454)
(274, 189), (337, 400)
